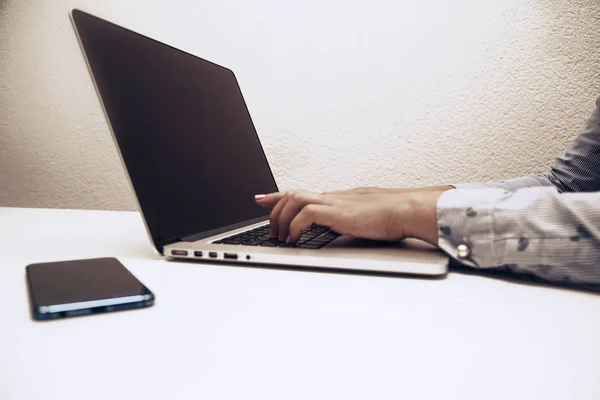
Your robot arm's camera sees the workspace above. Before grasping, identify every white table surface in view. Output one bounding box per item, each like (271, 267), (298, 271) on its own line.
(1, 207), (599, 400)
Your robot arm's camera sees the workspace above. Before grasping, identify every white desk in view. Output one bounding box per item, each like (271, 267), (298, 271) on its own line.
(1, 207), (599, 400)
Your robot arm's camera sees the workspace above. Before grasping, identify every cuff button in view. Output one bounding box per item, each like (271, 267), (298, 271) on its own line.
(457, 244), (471, 259)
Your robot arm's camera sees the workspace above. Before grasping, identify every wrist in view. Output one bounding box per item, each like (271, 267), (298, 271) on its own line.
(405, 189), (449, 246)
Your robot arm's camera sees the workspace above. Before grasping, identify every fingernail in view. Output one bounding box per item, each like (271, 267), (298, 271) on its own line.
(286, 235), (291, 244)
(254, 194), (266, 200)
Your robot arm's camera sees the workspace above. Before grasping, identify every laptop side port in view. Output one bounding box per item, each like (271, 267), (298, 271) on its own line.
(194, 251), (203, 257)
(172, 250), (188, 256)
(223, 253), (238, 260)
(209, 252), (218, 258)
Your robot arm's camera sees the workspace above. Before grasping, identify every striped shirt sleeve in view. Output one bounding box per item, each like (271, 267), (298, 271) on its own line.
(437, 187), (600, 285)
(436, 97), (600, 284)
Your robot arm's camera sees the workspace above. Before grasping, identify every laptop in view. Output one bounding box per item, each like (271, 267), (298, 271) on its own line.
(71, 9), (449, 277)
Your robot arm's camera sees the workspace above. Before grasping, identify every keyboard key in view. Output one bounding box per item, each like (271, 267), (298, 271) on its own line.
(278, 243), (296, 248)
(242, 239), (268, 246)
(309, 238), (331, 245)
(260, 238), (284, 247)
(298, 234), (313, 242)
(298, 242), (324, 249)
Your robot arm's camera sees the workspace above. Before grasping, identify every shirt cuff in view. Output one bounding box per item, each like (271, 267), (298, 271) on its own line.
(436, 188), (507, 268)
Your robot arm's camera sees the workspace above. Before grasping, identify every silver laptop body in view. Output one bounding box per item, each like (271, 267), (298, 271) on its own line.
(71, 9), (448, 277)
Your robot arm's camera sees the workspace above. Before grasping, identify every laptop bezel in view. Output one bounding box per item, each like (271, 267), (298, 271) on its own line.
(70, 9), (279, 254)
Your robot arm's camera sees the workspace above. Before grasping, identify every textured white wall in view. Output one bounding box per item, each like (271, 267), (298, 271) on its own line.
(1, 0), (599, 211)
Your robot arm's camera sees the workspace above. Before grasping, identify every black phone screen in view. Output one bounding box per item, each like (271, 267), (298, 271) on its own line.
(26, 257), (154, 320)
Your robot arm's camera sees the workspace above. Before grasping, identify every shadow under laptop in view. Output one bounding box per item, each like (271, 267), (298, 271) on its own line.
(171, 257), (600, 294)
(449, 260), (600, 296)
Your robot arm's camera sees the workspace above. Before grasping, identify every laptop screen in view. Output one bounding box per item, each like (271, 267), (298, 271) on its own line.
(72, 10), (278, 250)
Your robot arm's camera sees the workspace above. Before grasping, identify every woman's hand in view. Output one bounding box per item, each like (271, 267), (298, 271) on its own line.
(254, 187), (451, 246)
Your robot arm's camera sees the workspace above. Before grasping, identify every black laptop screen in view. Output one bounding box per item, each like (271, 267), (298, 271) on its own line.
(72, 10), (278, 249)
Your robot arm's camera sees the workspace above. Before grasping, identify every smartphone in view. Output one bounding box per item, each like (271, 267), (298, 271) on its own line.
(26, 257), (155, 320)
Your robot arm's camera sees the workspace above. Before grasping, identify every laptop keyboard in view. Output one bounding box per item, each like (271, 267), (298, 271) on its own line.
(213, 224), (340, 249)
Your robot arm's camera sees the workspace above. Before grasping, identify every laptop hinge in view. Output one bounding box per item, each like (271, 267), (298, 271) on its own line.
(179, 215), (269, 243)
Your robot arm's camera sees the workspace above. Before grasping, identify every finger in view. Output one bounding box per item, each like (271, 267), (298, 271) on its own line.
(254, 192), (285, 207)
(268, 192), (292, 238)
(288, 204), (341, 243)
(277, 191), (326, 241)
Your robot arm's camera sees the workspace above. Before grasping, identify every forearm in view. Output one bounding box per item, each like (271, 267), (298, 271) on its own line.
(418, 185), (456, 192)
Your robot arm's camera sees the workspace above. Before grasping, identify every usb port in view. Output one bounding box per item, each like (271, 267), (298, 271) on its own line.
(223, 253), (238, 260)
(209, 252), (218, 258)
(194, 251), (203, 257)
(172, 250), (188, 256)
